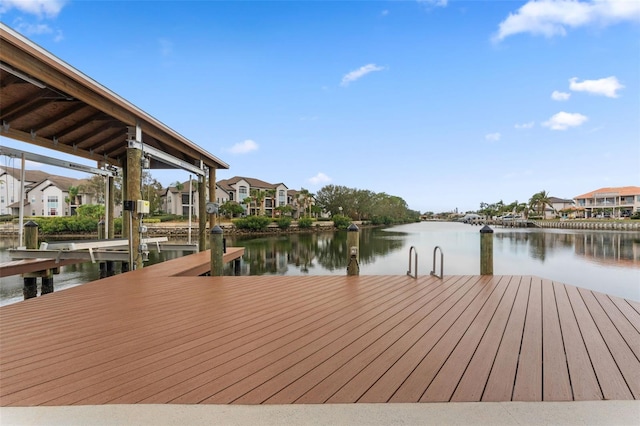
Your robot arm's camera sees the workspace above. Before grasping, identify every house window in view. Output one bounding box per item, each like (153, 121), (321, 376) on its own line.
(48, 195), (58, 216)
(0, 195), (3, 204)
(239, 186), (248, 201)
(265, 199), (273, 208)
(182, 194), (189, 204)
(279, 190), (285, 207)
(229, 192), (234, 201)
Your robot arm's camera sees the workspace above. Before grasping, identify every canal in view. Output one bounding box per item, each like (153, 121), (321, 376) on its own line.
(1, 221), (639, 305)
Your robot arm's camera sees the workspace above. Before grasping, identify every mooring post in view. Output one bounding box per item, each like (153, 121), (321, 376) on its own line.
(346, 223), (360, 276)
(480, 225), (494, 275)
(210, 225), (224, 276)
(22, 221), (39, 299)
(106, 261), (116, 277)
(98, 220), (106, 278)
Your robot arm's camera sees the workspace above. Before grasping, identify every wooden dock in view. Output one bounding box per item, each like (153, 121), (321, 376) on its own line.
(0, 256), (638, 406)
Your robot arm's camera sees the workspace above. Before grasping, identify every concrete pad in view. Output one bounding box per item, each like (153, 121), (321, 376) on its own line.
(1, 402), (639, 426)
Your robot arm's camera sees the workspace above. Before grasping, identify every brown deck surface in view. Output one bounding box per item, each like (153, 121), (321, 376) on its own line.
(1, 262), (638, 406)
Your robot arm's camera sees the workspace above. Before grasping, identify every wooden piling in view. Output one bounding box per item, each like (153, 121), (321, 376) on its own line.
(210, 225), (224, 276)
(346, 223), (360, 276)
(480, 225), (494, 275)
(23, 221), (38, 299)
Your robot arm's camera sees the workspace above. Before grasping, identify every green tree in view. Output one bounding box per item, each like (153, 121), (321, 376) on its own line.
(250, 188), (266, 216)
(530, 190), (553, 219)
(219, 201), (245, 218)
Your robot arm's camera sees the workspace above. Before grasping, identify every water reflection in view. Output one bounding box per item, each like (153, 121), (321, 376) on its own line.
(223, 229), (406, 275)
(495, 230), (640, 267)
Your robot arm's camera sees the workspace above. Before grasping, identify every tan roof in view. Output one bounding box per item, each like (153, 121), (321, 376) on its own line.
(218, 176), (278, 190)
(574, 186), (640, 199)
(0, 167), (49, 183)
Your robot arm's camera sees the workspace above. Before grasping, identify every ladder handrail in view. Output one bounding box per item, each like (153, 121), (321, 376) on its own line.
(407, 246), (418, 279)
(430, 246), (444, 279)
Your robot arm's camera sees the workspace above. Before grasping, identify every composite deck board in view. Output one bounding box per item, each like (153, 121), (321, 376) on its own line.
(0, 253), (638, 406)
(541, 279), (572, 401)
(481, 276), (530, 402)
(513, 277), (543, 401)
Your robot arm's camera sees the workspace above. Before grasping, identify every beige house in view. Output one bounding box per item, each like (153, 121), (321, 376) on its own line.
(160, 179), (201, 216)
(574, 186), (640, 218)
(549, 197), (575, 219)
(217, 177), (288, 217)
(0, 167), (48, 215)
(4, 171), (100, 217)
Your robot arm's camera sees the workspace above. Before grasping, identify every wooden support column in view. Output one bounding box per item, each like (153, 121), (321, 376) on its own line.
(209, 166), (217, 228)
(126, 143), (143, 270)
(198, 173), (206, 252)
(107, 175), (115, 239)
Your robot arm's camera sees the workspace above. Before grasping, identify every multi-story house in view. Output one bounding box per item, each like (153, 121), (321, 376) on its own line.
(217, 177), (288, 217)
(0, 167), (49, 215)
(161, 179), (201, 216)
(574, 186), (640, 218)
(6, 173), (98, 217)
(549, 196), (575, 219)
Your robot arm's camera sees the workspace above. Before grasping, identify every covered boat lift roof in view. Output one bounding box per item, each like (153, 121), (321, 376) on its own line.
(0, 23), (229, 174)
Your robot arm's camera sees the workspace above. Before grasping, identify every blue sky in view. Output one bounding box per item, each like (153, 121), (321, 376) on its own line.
(1, 0), (638, 213)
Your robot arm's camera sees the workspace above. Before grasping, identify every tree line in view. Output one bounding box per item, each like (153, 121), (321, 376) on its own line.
(314, 185), (420, 225)
(477, 190), (555, 219)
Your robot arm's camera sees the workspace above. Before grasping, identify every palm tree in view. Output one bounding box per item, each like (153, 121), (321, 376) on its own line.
(299, 188), (313, 217)
(266, 188), (277, 218)
(250, 188), (266, 216)
(530, 190), (553, 219)
(242, 196), (253, 216)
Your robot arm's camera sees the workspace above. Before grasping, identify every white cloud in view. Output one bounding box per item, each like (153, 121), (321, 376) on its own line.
(515, 121), (535, 129)
(381, 10), (389, 16)
(485, 132), (501, 142)
(227, 139), (258, 154)
(569, 76), (624, 98)
(341, 64), (385, 87)
(542, 111), (588, 130)
(0, 0), (67, 18)
(309, 172), (332, 185)
(493, 0), (640, 42)
(551, 90), (571, 101)
(417, 0), (449, 7)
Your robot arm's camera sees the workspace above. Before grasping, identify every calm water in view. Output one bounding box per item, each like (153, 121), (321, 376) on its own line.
(1, 222), (639, 305)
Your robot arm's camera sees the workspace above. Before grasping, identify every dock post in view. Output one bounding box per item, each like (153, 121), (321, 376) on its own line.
(346, 223), (360, 276)
(106, 261), (116, 277)
(99, 262), (107, 279)
(480, 225), (494, 275)
(41, 276), (54, 295)
(98, 220), (106, 278)
(23, 221), (39, 299)
(210, 225), (224, 276)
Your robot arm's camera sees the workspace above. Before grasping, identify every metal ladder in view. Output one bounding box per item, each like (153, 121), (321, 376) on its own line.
(407, 246), (418, 278)
(430, 246), (444, 279)
(407, 246), (444, 279)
